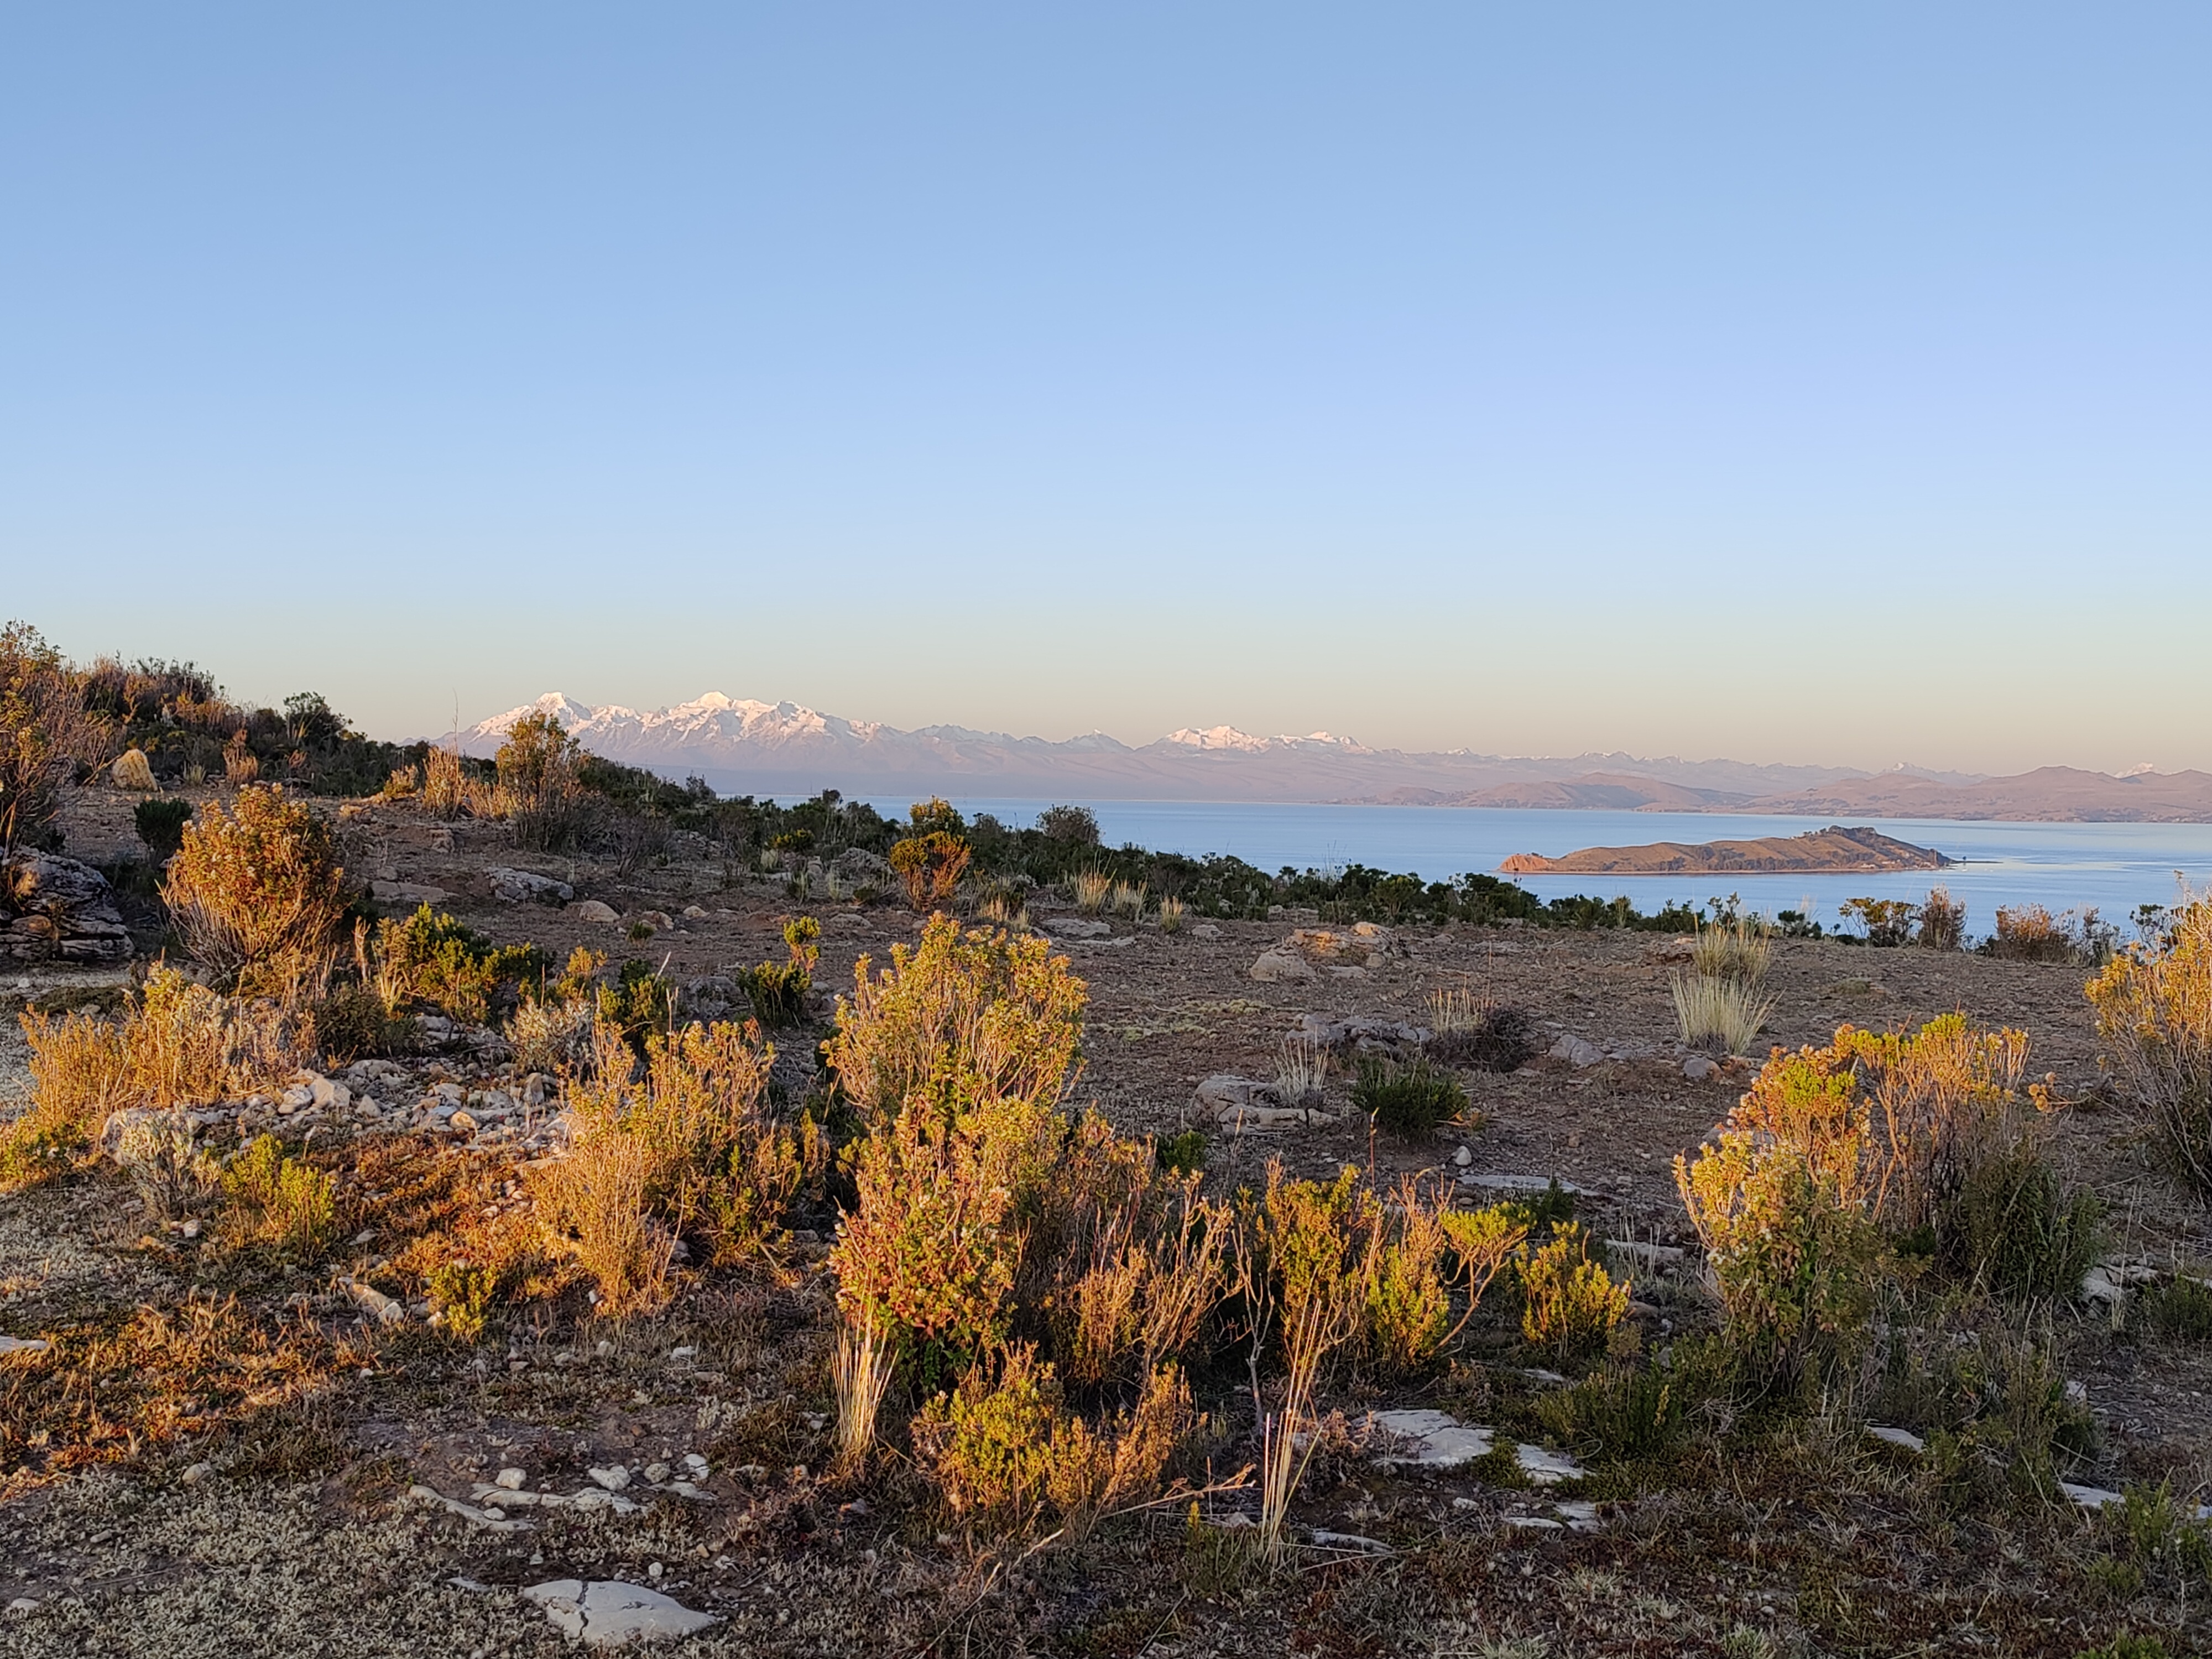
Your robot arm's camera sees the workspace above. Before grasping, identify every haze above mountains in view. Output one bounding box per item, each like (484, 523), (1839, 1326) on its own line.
(457, 693), (2212, 825)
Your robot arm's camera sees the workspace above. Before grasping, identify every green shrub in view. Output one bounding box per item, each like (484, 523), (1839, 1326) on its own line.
(2073, 1637), (2173, 1659)
(596, 959), (679, 1052)
(1943, 1142), (2102, 1302)
(1154, 1129), (1207, 1175)
(1536, 1339), (1736, 1459)
(2087, 898), (2212, 1197)
(222, 1134), (336, 1253)
(889, 830), (971, 911)
(310, 984), (394, 1066)
(1515, 1223), (1629, 1365)
(1351, 1057), (1468, 1139)
(739, 915), (819, 1028)
(1839, 897), (1918, 947)
(368, 905), (544, 1024)
(2138, 1275), (2212, 1341)
(133, 797), (194, 859)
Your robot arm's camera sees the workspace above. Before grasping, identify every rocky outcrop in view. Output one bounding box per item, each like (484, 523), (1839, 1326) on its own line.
(1500, 823), (1949, 876)
(1, 852), (133, 962)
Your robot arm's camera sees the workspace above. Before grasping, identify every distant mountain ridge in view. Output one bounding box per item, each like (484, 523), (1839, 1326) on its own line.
(450, 692), (2212, 822)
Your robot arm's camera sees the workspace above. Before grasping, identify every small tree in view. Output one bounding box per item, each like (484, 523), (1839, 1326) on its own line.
(889, 830), (972, 912)
(495, 709), (582, 805)
(161, 784), (347, 999)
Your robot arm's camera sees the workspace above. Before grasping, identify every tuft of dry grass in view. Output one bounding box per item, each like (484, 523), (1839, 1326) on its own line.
(1691, 915), (1772, 985)
(1156, 895), (1186, 933)
(1072, 870), (1112, 915)
(1670, 969), (1776, 1057)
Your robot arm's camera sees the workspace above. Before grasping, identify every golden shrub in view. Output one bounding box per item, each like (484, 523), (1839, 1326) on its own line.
(1516, 1224), (1630, 1363)
(162, 784), (346, 999)
(2088, 898), (2212, 1196)
(888, 830), (972, 911)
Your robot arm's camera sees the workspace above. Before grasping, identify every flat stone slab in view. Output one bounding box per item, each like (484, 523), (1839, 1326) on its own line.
(522, 1580), (717, 1646)
(1458, 1173), (1589, 1197)
(1370, 1409), (1495, 1468)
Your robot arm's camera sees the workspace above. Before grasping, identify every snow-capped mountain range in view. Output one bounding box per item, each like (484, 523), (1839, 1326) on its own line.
(451, 691), (1932, 806)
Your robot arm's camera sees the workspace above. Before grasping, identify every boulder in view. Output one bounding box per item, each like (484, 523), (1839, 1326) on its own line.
(1682, 1053), (1720, 1082)
(1249, 949), (1314, 983)
(1300, 1013), (1427, 1051)
(111, 750), (158, 791)
(372, 880), (452, 906)
(571, 900), (620, 924)
(1194, 1074), (1324, 1128)
(637, 910), (674, 932)
(521, 1580), (718, 1647)
(1038, 915), (1112, 939)
(1189, 922), (1222, 940)
(487, 867), (575, 904)
(1547, 1035), (1605, 1068)
(1, 853), (133, 963)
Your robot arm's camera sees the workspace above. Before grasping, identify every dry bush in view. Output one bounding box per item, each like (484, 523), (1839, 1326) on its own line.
(1847, 1013), (2032, 1234)
(163, 784), (347, 999)
(1, 619), (114, 856)
(1670, 969), (1776, 1056)
(1918, 886), (1967, 950)
(1155, 895), (1186, 933)
(4, 968), (295, 1188)
(1840, 896), (1919, 947)
(888, 831), (971, 911)
(1072, 870), (1112, 915)
(1274, 1034), (1331, 1107)
(421, 744), (466, 816)
(825, 914), (1085, 1127)
(1987, 903), (2114, 964)
(221, 731), (259, 783)
(507, 993), (595, 1074)
(1108, 880), (1147, 919)
(533, 1019), (800, 1313)
(834, 1314), (895, 1473)
(2089, 897), (2212, 1196)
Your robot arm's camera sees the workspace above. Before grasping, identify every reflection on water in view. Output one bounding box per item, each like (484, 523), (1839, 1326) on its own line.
(864, 799), (2212, 938)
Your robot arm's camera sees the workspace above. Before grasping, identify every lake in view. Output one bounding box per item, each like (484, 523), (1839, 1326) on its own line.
(864, 799), (2212, 938)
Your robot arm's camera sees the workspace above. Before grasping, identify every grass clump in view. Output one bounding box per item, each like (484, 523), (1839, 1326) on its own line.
(1155, 895), (1187, 933)
(1670, 969), (1776, 1057)
(1426, 989), (1540, 1072)
(163, 784), (347, 1000)
(2137, 1275), (2212, 1340)
(2088, 895), (2212, 1196)
(1918, 886), (1966, 950)
(1351, 1056), (1468, 1139)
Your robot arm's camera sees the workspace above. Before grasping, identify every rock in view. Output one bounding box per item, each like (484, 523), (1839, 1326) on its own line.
(1190, 922), (1222, 940)
(1453, 1144), (1473, 1168)
(682, 1453), (709, 1474)
(571, 900), (620, 925)
(2060, 1481), (2125, 1512)
(638, 910), (674, 932)
(1, 853), (133, 963)
(521, 1580), (718, 1647)
(1459, 1172), (1588, 1197)
(1548, 1035), (1606, 1068)
(1866, 1425), (1926, 1453)
(448, 1110), (479, 1133)
(6, 1597), (41, 1615)
(0, 1335), (51, 1358)
(487, 867), (575, 905)
(495, 1467), (526, 1490)
(307, 1074), (350, 1110)
(831, 847), (894, 884)
(1369, 1408), (1495, 1469)
(343, 1279), (405, 1326)
(1604, 1239), (1685, 1269)
(1308, 1529), (1391, 1553)
(681, 905), (709, 920)
(1553, 1500), (1604, 1532)
(111, 749), (158, 790)
(1300, 1013), (1426, 1051)
(1038, 916), (1112, 939)
(1350, 920), (1391, 941)
(180, 1461), (213, 1484)
(587, 1464), (632, 1491)
(1192, 1074), (1323, 1127)
(1249, 949), (1315, 983)
(1682, 1054), (1719, 1081)
(409, 1484), (531, 1532)
(371, 880), (453, 906)
(1513, 1443), (1586, 1485)
(644, 1462), (670, 1484)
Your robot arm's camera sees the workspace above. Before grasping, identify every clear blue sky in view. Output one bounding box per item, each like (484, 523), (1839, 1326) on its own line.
(4, 4), (2206, 773)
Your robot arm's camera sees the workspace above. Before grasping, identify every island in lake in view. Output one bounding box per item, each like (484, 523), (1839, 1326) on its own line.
(1498, 823), (1951, 876)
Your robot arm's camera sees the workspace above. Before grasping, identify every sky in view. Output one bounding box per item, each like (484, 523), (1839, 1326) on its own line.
(3, 4), (2208, 775)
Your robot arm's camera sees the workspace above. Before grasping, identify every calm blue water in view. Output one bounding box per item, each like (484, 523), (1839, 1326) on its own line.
(865, 799), (2212, 938)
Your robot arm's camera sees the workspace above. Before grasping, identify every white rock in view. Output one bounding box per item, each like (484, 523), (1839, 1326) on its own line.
(344, 1279), (405, 1326)
(372, 880), (453, 906)
(409, 1484), (531, 1532)
(1605, 1240), (1686, 1269)
(1307, 1529), (1391, 1553)
(1548, 1035), (1605, 1068)
(587, 1464), (632, 1491)
(682, 905), (709, 920)
(488, 867), (576, 905)
(644, 1462), (671, 1484)
(1190, 922), (1222, 940)
(682, 1453), (709, 1474)
(1514, 1443), (1585, 1485)
(0, 1335), (52, 1358)
(1037, 915), (1112, 938)
(1249, 949), (1316, 983)
(6, 1598), (40, 1616)
(181, 1461), (212, 1484)
(1503, 1515), (1564, 1530)
(521, 1580), (718, 1647)
(2060, 1481), (2125, 1511)
(571, 900), (621, 925)
(1682, 1054), (1719, 1081)
(1553, 1500), (1603, 1532)
(1866, 1425), (1926, 1453)
(1368, 1409), (1494, 1469)
(1452, 1145), (1473, 1168)
(1458, 1172), (1587, 1197)
(494, 1467), (527, 1490)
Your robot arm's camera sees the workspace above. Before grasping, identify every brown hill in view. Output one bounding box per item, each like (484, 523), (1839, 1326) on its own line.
(1450, 772), (1738, 811)
(1742, 766), (2212, 823)
(1499, 823), (1950, 876)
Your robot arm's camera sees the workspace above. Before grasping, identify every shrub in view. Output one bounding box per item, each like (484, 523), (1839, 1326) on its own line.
(1918, 886), (1966, 950)
(1275, 1035), (1330, 1108)
(1352, 1057), (1469, 1139)
(507, 993), (594, 1074)
(1428, 1001), (1540, 1073)
(1516, 1224), (1629, 1364)
(493, 709), (581, 805)
(2138, 1275), (2212, 1341)
(365, 905), (543, 1024)
(908, 796), (966, 837)
(1986, 904), (2115, 964)
(163, 784), (347, 1000)
(4, 968), (295, 1188)
(1536, 1339), (1736, 1459)
(888, 830), (972, 912)
(310, 984), (394, 1066)
(1154, 1129), (1207, 1175)
(1037, 804), (1100, 846)
(1947, 1142), (2103, 1301)
(596, 958), (679, 1052)
(825, 914), (1085, 1127)
(426, 1261), (501, 1342)
(1840, 897), (1919, 947)
(912, 1345), (1192, 1537)
(0, 620), (114, 857)
(738, 915), (819, 1029)
(2087, 898), (2212, 1196)
(534, 1019), (797, 1310)
(133, 797), (193, 860)
(1669, 969), (1775, 1057)
(221, 1134), (336, 1253)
